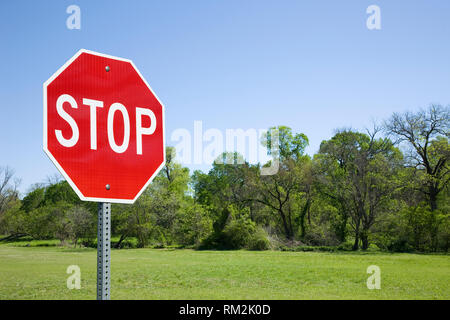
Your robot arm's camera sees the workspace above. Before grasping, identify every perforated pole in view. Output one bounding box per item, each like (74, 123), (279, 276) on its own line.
(97, 202), (111, 300)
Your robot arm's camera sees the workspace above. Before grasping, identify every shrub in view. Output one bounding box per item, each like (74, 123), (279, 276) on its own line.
(248, 227), (270, 251)
(198, 207), (270, 250)
(222, 216), (256, 249)
(387, 238), (414, 253)
(337, 241), (354, 251)
(367, 243), (381, 252)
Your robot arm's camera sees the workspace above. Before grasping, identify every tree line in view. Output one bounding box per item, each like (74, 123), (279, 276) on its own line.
(0, 105), (448, 252)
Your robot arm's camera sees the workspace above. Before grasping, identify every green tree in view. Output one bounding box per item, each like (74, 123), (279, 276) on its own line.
(67, 205), (96, 247)
(385, 105), (449, 211)
(316, 129), (403, 250)
(249, 127), (313, 241)
(0, 166), (20, 225)
(112, 147), (198, 248)
(20, 185), (45, 213)
(249, 157), (313, 240)
(262, 126), (308, 161)
(192, 152), (262, 232)
(42, 181), (81, 206)
(0, 199), (27, 239)
(173, 201), (212, 246)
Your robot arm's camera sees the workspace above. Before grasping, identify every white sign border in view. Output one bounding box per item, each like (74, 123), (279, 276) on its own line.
(43, 49), (166, 204)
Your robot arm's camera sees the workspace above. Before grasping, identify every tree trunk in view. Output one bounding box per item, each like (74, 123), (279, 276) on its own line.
(429, 186), (438, 211)
(337, 211), (348, 243)
(352, 222), (360, 251)
(299, 199), (311, 240)
(299, 216), (305, 240)
(114, 234), (127, 249)
(361, 231), (369, 250)
(279, 210), (293, 240)
(0, 233), (27, 242)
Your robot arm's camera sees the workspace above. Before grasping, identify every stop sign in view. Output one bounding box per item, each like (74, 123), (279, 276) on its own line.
(43, 49), (165, 203)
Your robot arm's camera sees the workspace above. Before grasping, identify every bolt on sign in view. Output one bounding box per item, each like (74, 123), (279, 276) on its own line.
(43, 49), (166, 203)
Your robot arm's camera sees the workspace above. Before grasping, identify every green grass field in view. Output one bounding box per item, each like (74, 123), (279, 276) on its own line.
(0, 244), (448, 300)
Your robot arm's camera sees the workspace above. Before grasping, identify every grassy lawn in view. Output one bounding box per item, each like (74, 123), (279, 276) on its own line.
(0, 244), (448, 300)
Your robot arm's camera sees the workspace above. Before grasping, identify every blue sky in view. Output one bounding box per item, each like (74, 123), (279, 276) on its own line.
(1, 0), (450, 194)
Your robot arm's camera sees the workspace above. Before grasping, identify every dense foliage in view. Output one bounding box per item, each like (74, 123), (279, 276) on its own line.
(0, 106), (448, 252)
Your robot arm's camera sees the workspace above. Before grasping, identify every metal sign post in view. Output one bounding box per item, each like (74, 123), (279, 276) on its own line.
(97, 202), (111, 300)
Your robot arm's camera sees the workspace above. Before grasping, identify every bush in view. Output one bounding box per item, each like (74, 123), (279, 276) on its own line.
(387, 238), (414, 253)
(222, 216), (256, 249)
(248, 227), (270, 251)
(198, 207), (270, 250)
(337, 241), (354, 251)
(80, 238), (96, 248)
(366, 243), (381, 252)
(373, 203), (449, 253)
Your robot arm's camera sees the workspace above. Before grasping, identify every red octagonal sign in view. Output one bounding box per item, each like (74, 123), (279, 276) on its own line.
(43, 49), (165, 204)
